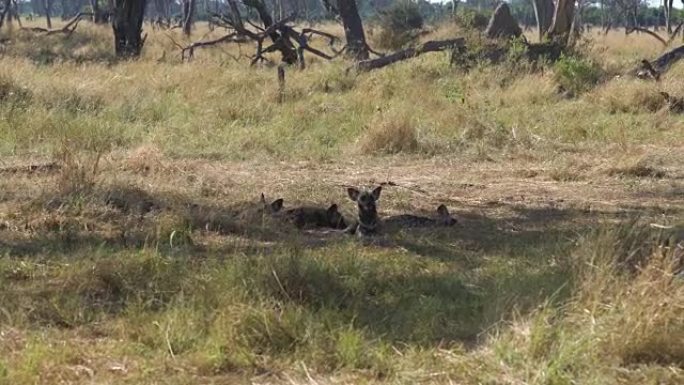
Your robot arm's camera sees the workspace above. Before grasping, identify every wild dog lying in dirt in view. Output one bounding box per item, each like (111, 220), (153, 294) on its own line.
(346, 186), (383, 237)
(259, 193), (284, 214)
(283, 203), (347, 230)
(384, 204), (458, 229)
(345, 185), (457, 237)
(260, 193), (347, 230)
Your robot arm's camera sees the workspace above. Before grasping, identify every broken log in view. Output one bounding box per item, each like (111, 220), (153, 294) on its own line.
(634, 45), (684, 80)
(20, 12), (92, 36)
(353, 38), (465, 72)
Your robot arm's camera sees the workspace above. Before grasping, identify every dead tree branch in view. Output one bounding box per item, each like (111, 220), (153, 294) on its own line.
(352, 38), (465, 72)
(626, 26), (667, 47)
(668, 22), (684, 44)
(21, 12), (92, 36)
(180, 33), (247, 60)
(178, 4), (344, 67)
(634, 45), (684, 80)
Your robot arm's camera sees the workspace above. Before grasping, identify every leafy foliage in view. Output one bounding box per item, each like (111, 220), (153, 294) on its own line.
(553, 54), (604, 95)
(374, 0), (425, 50)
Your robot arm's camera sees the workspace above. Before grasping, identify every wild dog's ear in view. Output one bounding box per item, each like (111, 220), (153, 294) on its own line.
(270, 199), (284, 212)
(347, 187), (360, 201)
(437, 204), (449, 216)
(371, 186), (382, 200)
(327, 204), (339, 214)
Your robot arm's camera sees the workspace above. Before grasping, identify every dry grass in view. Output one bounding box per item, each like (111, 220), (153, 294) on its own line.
(0, 18), (683, 384)
(358, 110), (419, 154)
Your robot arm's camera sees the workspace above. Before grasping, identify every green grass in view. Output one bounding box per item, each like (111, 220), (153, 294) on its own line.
(0, 19), (683, 384)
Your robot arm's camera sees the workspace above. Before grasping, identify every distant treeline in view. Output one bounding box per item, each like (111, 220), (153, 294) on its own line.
(13, 0), (683, 29)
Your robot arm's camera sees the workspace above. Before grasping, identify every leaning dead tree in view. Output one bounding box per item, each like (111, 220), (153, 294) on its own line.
(353, 38), (465, 72)
(178, 0), (343, 67)
(625, 26), (667, 47)
(633, 45), (684, 80)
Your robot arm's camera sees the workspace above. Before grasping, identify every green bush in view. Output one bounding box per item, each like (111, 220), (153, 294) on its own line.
(553, 54), (603, 95)
(375, 0), (425, 50)
(380, 0), (424, 31)
(456, 8), (491, 31)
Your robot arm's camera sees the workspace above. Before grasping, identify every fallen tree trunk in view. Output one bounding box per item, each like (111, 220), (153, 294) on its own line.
(633, 45), (684, 80)
(353, 38), (465, 72)
(21, 12), (92, 36)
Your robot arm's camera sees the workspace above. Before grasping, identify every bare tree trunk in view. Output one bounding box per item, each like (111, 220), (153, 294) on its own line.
(91, 0), (108, 23)
(336, 0), (368, 60)
(547, 0), (575, 42)
(0, 0), (11, 29)
(355, 38), (464, 72)
(11, 0), (21, 25)
(532, 0), (553, 42)
(182, 0), (195, 36)
(665, 0), (673, 35)
(112, 0), (147, 58)
(44, 0), (52, 28)
(153, 0), (169, 23)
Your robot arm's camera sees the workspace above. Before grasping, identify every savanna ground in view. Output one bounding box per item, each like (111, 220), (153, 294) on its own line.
(0, 17), (683, 384)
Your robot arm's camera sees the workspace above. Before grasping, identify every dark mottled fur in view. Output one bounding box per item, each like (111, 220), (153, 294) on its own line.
(260, 193), (284, 214)
(284, 204), (347, 229)
(384, 204), (457, 228)
(346, 186), (457, 236)
(346, 186), (382, 237)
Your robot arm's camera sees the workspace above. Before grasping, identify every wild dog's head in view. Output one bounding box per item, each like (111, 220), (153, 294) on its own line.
(260, 193), (284, 214)
(347, 186), (381, 235)
(326, 204), (347, 229)
(435, 204), (457, 226)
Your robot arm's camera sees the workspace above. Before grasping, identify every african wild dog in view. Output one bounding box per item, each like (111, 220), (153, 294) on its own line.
(345, 185), (457, 236)
(384, 204), (457, 229)
(346, 186), (382, 237)
(660, 92), (684, 113)
(284, 204), (347, 230)
(259, 193), (284, 214)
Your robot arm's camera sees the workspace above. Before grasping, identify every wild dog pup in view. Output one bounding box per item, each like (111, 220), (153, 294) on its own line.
(284, 204), (347, 230)
(346, 186), (382, 237)
(384, 204), (457, 229)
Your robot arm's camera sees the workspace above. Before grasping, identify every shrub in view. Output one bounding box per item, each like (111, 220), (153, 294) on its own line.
(374, 1), (425, 50)
(358, 112), (419, 154)
(456, 8), (491, 31)
(553, 54), (604, 95)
